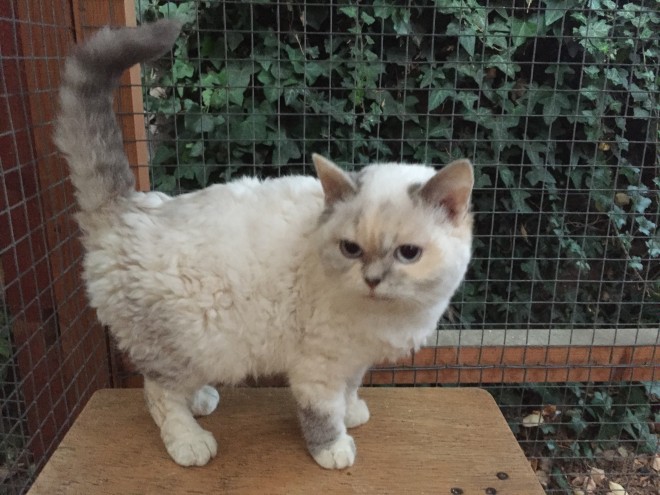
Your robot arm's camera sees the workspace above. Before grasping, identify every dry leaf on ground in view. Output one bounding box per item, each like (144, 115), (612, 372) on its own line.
(603, 449), (617, 461)
(607, 481), (629, 494)
(589, 467), (606, 484)
(542, 404), (558, 417)
(652, 453), (660, 472)
(536, 469), (549, 487)
(522, 412), (544, 427)
(584, 476), (597, 493)
(571, 475), (585, 487)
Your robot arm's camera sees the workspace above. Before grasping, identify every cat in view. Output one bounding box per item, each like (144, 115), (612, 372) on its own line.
(55, 20), (474, 470)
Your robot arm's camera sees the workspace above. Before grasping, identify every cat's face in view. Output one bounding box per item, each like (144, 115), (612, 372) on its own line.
(313, 155), (474, 309)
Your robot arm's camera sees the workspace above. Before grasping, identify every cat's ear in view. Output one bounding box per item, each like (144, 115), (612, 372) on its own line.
(312, 153), (357, 205)
(419, 159), (474, 223)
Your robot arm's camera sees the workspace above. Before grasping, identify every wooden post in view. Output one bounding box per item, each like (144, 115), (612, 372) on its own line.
(69, 0), (152, 386)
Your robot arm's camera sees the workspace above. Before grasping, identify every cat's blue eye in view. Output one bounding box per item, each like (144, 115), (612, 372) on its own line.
(395, 245), (422, 263)
(339, 240), (363, 259)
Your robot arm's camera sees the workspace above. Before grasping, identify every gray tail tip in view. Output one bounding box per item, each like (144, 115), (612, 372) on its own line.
(140, 19), (183, 57)
(70, 19), (183, 77)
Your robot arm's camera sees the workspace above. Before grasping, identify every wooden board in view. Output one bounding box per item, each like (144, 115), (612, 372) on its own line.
(368, 345), (660, 384)
(28, 388), (544, 495)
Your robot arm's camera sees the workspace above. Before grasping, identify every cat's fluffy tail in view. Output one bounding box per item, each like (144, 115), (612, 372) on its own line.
(55, 20), (181, 212)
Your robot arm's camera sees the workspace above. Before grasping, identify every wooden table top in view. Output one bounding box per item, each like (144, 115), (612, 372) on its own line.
(28, 387), (544, 494)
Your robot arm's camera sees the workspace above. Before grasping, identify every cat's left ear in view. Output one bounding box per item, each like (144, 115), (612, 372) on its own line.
(419, 159), (474, 223)
(312, 153), (357, 205)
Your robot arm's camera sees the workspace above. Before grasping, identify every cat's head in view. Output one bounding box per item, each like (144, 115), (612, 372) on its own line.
(312, 154), (474, 310)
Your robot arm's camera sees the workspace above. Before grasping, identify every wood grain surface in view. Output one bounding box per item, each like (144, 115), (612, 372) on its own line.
(28, 388), (544, 494)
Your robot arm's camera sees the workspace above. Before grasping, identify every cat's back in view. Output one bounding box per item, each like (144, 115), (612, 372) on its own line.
(108, 174), (324, 277)
(152, 174), (323, 241)
(85, 173), (323, 330)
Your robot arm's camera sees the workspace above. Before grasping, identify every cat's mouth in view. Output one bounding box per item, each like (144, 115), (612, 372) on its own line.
(366, 291), (392, 301)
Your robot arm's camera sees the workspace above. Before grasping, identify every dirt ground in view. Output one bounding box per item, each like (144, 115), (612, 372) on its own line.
(531, 450), (659, 494)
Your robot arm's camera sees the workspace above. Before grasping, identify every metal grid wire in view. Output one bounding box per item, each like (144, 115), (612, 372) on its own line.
(0, 0), (658, 493)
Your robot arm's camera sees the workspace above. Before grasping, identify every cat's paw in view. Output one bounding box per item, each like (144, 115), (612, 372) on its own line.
(164, 429), (217, 467)
(190, 385), (220, 417)
(345, 398), (370, 428)
(312, 434), (356, 470)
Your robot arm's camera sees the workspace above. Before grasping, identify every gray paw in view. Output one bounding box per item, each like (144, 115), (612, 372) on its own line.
(312, 434), (356, 469)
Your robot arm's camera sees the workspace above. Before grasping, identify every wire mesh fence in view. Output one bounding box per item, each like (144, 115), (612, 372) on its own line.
(1, 1), (116, 493)
(0, 0), (658, 493)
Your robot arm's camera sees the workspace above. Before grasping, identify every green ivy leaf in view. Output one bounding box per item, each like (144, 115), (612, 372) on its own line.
(229, 114), (268, 143)
(646, 239), (660, 257)
(226, 32), (244, 52)
(511, 189), (533, 213)
(499, 166), (515, 188)
(273, 131), (301, 165)
(635, 217), (656, 236)
(459, 31), (476, 57)
(188, 141), (204, 158)
(456, 92), (479, 110)
(487, 54), (518, 79)
(172, 59), (195, 81)
(540, 92), (572, 126)
(152, 144), (176, 166)
(360, 11), (376, 25)
(634, 196), (653, 214)
(510, 18), (540, 47)
(428, 88), (455, 111)
(575, 19), (613, 54)
(185, 112), (216, 134)
(339, 6), (358, 19)
(526, 168), (557, 187)
(158, 1), (197, 24)
(391, 8), (412, 35)
(544, 6), (565, 27)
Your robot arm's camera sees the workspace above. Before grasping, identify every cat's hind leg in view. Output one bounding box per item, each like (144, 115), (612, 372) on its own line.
(144, 379), (218, 466)
(344, 368), (370, 429)
(189, 385), (220, 417)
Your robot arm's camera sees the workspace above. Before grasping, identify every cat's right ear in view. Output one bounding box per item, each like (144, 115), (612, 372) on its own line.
(419, 159), (474, 223)
(312, 154), (357, 205)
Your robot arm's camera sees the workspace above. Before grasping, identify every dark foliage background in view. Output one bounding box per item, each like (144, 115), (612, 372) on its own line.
(137, 0), (659, 330)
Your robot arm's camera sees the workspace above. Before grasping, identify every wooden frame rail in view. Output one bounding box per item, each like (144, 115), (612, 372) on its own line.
(368, 344), (659, 385)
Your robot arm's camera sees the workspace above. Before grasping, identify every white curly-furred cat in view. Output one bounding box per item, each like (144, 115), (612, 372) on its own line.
(55, 20), (474, 470)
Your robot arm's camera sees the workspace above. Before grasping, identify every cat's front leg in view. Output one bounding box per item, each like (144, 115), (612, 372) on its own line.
(144, 379), (218, 467)
(344, 368), (370, 429)
(291, 382), (356, 469)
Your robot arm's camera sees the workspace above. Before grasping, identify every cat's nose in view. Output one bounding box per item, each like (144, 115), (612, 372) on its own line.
(364, 276), (381, 289)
